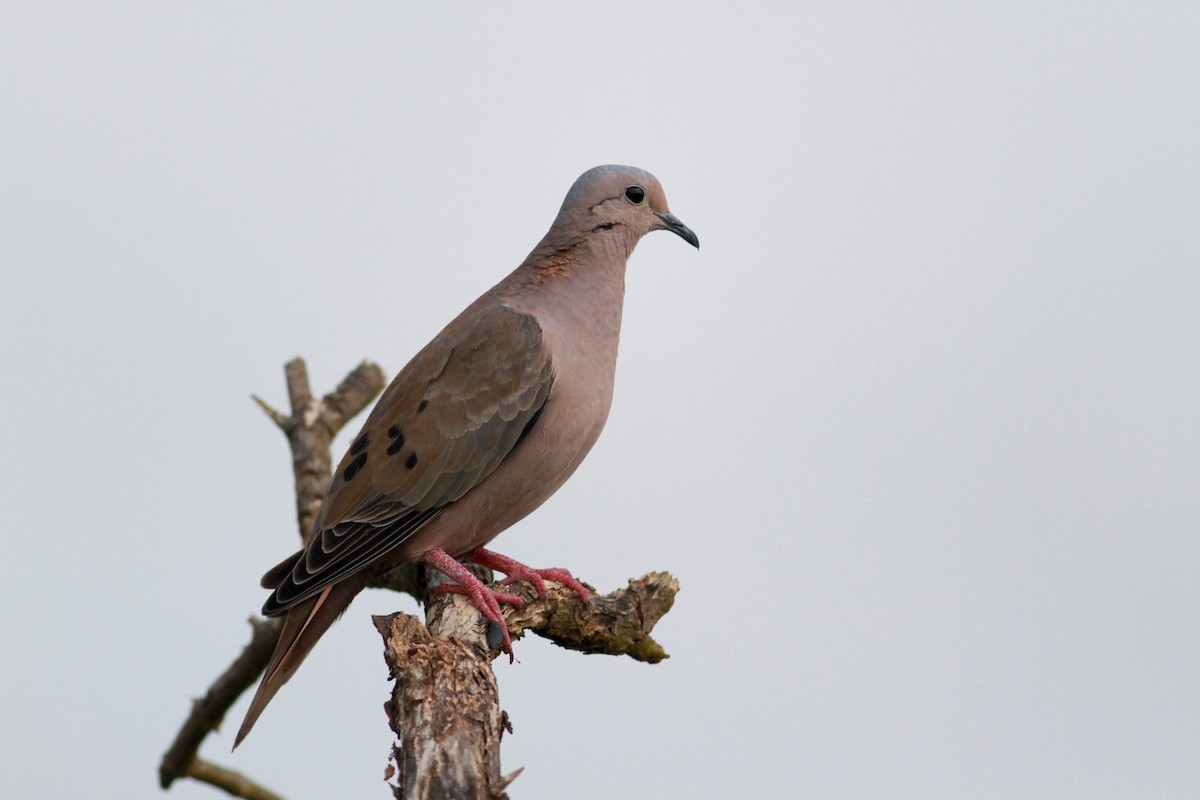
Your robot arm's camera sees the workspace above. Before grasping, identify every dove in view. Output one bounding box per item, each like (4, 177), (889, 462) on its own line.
(234, 165), (698, 747)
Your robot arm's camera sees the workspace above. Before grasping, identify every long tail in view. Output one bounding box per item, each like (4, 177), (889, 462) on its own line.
(233, 580), (360, 749)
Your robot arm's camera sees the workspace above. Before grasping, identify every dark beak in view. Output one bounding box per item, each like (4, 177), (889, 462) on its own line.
(653, 211), (700, 249)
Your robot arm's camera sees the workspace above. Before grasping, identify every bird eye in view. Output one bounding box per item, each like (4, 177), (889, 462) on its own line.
(623, 185), (646, 204)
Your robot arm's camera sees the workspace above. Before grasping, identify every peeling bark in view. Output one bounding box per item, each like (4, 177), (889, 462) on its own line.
(376, 571), (678, 798)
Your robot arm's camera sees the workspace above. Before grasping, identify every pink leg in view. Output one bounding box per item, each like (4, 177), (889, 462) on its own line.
(422, 548), (525, 658)
(467, 547), (592, 602)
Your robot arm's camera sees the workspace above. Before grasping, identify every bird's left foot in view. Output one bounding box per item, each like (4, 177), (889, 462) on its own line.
(423, 548), (525, 659)
(466, 547), (592, 603)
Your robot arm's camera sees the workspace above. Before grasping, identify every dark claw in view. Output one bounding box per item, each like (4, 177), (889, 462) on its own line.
(486, 619), (506, 651)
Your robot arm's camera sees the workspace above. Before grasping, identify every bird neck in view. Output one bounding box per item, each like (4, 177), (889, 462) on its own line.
(503, 223), (636, 337)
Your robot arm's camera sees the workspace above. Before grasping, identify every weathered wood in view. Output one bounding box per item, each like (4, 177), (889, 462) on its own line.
(376, 613), (511, 800)
(503, 572), (678, 663)
(375, 571), (678, 798)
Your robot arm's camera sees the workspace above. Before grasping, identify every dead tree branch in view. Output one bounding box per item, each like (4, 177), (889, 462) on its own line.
(252, 357), (387, 544)
(159, 358), (385, 796)
(377, 571), (678, 798)
(500, 572), (678, 663)
(182, 759), (286, 800)
(158, 617), (283, 790)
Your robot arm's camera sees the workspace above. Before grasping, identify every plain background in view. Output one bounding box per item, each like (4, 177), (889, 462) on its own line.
(3, 3), (1197, 798)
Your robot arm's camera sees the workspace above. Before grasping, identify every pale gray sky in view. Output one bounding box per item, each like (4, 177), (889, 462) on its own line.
(3, 3), (1198, 798)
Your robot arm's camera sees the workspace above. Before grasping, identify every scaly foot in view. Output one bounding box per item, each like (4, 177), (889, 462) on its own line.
(422, 548), (525, 659)
(467, 547), (592, 603)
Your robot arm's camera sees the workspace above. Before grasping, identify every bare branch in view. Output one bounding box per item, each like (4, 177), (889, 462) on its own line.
(376, 571), (678, 797)
(376, 613), (509, 800)
(264, 358), (387, 544)
(184, 758), (286, 800)
(318, 359), (389, 432)
(159, 618), (282, 789)
(420, 572), (678, 663)
(504, 572), (678, 663)
(250, 394), (288, 430)
(160, 359), (385, 796)
(282, 358), (314, 422)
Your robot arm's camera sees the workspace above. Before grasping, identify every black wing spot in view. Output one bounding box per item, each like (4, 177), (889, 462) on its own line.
(405, 452), (418, 469)
(350, 433), (369, 455)
(342, 452), (368, 482)
(386, 425), (406, 455)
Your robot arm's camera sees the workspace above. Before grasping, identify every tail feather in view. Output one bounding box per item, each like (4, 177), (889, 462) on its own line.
(260, 548), (304, 590)
(233, 580), (360, 749)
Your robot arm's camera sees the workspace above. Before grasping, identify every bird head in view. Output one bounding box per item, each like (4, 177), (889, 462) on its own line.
(556, 165), (699, 250)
